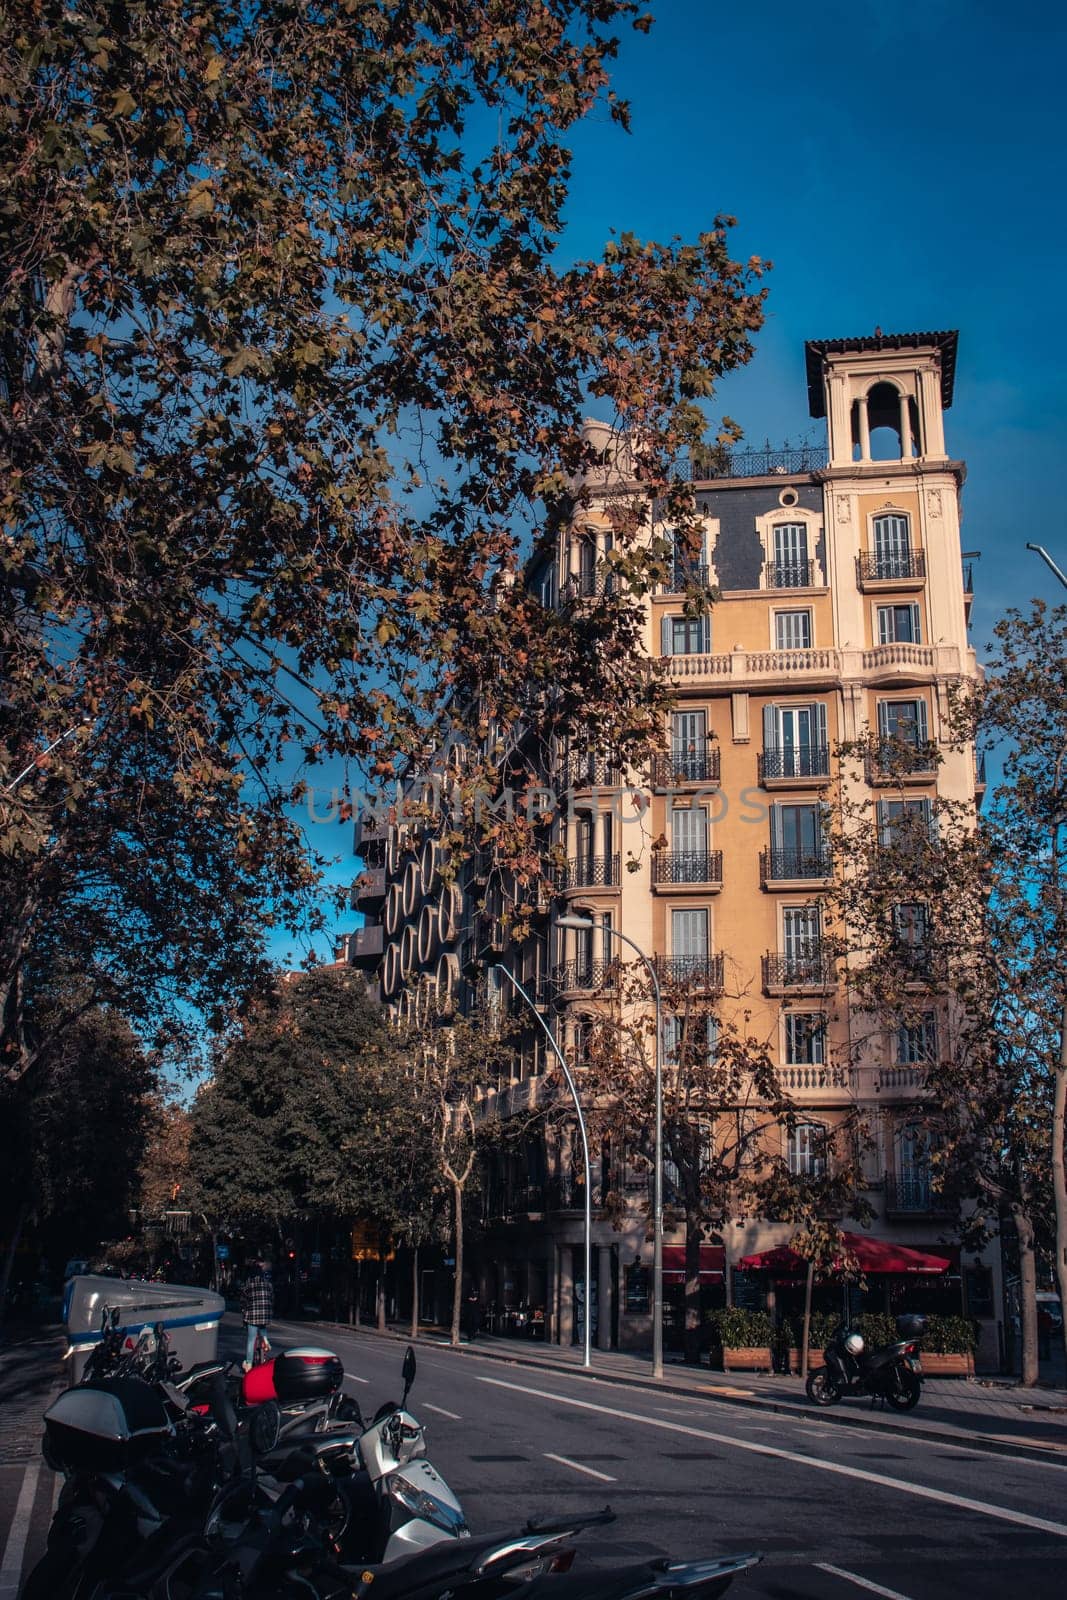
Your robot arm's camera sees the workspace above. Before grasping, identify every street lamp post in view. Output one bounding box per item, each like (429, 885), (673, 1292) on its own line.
(1025, 543), (1067, 591)
(2, 718), (90, 794)
(557, 912), (665, 1380)
(490, 964), (593, 1369)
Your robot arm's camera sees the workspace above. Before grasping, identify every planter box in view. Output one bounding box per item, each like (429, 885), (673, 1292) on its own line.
(919, 1352), (975, 1377)
(722, 1345), (773, 1373)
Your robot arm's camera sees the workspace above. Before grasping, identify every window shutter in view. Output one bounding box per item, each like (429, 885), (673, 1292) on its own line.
(763, 703), (777, 750)
(915, 699), (929, 743)
(699, 613), (711, 653)
(877, 700), (892, 738)
(815, 701), (828, 751)
(877, 800), (890, 845)
(770, 803), (784, 854)
(661, 614), (673, 656)
(877, 607), (892, 645)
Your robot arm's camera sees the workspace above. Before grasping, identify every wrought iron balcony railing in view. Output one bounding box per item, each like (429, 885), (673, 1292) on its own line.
(653, 954), (725, 992)
(651, 850), (723, 887)
(765, 559), (816, 590)
(551, 959), (619, 993)
(690, 442), (829, 480)
(650, 748), (721, 787)
(857, 550), (927, 584)
(560, 753), (622, 791)
(565, 569), (617, 600)
(866, 739), (939, 781)
(556, 853), (621, 892)
(762, 951), (835, 991)
(884, 1173), (952, 1215)
(660, 563), (711, 594)
(759, 847), (833, 884)
(758, 744), (831, 782)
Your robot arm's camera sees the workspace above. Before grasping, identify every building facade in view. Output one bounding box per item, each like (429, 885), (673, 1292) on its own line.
(349, 330), (999, 1366)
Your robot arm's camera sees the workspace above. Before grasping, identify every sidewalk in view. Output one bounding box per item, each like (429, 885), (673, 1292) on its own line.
(295, 1316), (1067, 1463)
(0, 1323), (65, 1464)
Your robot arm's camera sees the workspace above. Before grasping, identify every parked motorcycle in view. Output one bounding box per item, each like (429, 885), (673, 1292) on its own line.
(805, 1314), (926, 1409)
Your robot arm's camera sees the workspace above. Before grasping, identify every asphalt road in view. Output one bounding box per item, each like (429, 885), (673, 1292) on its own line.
(4, 1318), (1064, 1599)
(263, 1317), (1067, 1600)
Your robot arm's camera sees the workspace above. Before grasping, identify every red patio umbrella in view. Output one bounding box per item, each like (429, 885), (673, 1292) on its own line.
(738, 1232), (950, 1276)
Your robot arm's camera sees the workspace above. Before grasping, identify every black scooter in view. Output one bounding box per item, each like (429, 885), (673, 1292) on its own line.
(806, 1315), (925, 1410)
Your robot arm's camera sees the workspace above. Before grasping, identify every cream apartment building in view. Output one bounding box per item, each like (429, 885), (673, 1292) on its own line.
(350, 330), (999, 1364)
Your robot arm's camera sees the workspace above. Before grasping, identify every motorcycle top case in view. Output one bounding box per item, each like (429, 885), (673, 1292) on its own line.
(895, 1313), (927, 1339)
(239, 1347), (343, 1406)
(273, 1347), (343, 1403)
(44, 1378), (172, 1474)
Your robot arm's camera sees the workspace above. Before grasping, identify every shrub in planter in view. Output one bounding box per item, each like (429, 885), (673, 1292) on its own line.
(710, 1308), (773, 1348)
(922, 1315), (979, 1355)
(785, 1311), (839, 1354)
(857, 1312), (897, 1350)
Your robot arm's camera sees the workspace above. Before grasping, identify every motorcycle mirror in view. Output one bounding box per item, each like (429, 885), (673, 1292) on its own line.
(401, 1345), (416, 1398)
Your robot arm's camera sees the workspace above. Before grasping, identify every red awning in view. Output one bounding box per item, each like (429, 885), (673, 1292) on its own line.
(662, 1245), (725, 1284)
(738, 1232), (951, 1276)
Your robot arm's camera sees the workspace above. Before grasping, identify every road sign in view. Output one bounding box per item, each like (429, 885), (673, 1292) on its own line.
(216, 1244), (230, 1260)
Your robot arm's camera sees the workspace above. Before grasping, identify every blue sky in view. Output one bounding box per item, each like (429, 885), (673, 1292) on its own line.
(272, 0), (1067, 968)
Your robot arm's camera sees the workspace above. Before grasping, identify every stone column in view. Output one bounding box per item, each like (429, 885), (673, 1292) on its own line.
(857, 393), (871, 462)
(899, 391), (913, 460)
(597, 1245), (613, 1350)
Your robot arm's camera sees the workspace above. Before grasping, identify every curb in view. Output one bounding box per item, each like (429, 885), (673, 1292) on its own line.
(274, 1317), (1067, 1468)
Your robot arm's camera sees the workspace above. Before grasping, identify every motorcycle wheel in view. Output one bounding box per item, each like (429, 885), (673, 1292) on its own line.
(886, 1373), (921, 1411)
(805, 1367), (843, 1406)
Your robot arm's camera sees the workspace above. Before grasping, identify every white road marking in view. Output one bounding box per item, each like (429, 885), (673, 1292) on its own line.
(544, 1452), (617, 1482)
(423, 1403), (461, 1420)
(0, 1461), (41, 1600)
(477, 1376), (1067, 1539)
(816, 1563), (914, 1600)
(344, 1374), (370, 1385)
(51, 1473), (62, 1515)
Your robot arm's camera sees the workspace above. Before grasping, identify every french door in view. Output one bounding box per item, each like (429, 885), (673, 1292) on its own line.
(773, 523), (808, 586)
(671, 907), (709, 976)
(671, 710), (706, 781)
(872, 514), (911, 579)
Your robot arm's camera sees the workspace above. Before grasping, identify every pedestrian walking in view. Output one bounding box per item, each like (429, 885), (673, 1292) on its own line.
(241, 1257), (274, 1370)
(462, 1286), (481, 1343)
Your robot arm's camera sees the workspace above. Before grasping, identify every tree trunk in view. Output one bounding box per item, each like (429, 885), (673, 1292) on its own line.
(354, 1261), (361, 1327)
(800, 1259), (815, 1381)
(1054, 1003), (1067, 1383)
(683, 1212), (702, 1365)
(376, 1256), (386, 1332)
(411, 1247), (420, 1340)
(1014, 1203), (1039, 1386)
(0, 1199), (30, 1326)
(450, 1179), (464, 1348)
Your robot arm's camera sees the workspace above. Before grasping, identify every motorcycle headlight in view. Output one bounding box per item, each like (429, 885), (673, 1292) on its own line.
(388, 1479), (468, 1536)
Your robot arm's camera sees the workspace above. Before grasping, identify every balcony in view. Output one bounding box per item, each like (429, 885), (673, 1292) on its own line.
(779, 1064), (849, 1094)
(762, 951), (835, 995)
(765, 559), (817, 590)
(758, 745), (832, 786)
(550, 959), (620, 995)
(650, 748), (721, 789)
(352, 866), (386, 908)
(760, 847), (833, 887)
(660, 563), (712, 594)
(651, 850), (723, 891)
(884, 1173), (953, 1218)
(856, 550), (927, 589)
(689, 441), (829, 481)
(653, 954), (725, 993)
(556, 853), (621, 893)
(564, 569), (617, 601)
(865, 739), (940, 785)
(560, 753), (623, 792)
(664, 641), (963, 692)
(876, 1066), (927, 1093)
(350, 924), (384, 965)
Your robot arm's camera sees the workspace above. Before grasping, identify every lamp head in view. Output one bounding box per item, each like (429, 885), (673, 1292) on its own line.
(557, 913), (595, 931)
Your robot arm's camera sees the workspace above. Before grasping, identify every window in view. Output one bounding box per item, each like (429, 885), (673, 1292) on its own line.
(787, 1121), (827, 1178)
(775, 609), (812, 650)
(878, 797), (934, 847)
(893, 902), (932, 973)
(897, 1014), (937, 1064)
(783, 905), (820, 959)
(661, 614), (710, 656)
(671, 710), (708, 781)
(762, 702), (829, 779)
(573, 1017), (595, 1067)
(771, 523), (810, 587)
(877, 698), (929, 751)
(894, 1122), (935, 1209)
(665, 1012), (718, 1068)
(671, 804), (709, 871)
(539, 567), (557, 610)
(872, 514), (911, 579)
(876, 603), (921, 644)
(785, 1013), (826, 1066)
(665, 528), (708, 590)
(769, 802), (828, 876)
(671, 906), (709, 963)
